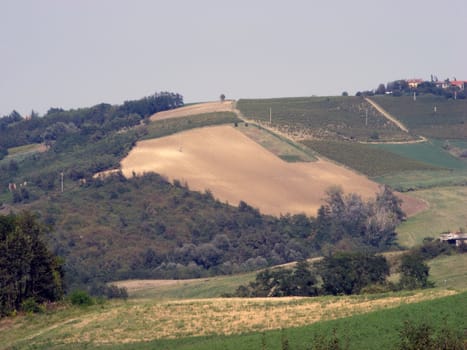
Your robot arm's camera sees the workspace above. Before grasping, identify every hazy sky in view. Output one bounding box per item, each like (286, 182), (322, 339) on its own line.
(1, 0), (466, 116)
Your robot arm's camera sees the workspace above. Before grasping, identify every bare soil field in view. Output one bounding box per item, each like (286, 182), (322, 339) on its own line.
(121, 125), (384, 216)
(150, 101), (234, 121)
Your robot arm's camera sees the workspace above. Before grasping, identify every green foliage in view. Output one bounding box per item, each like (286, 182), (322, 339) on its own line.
(310, 329), (349, 350)
(0, 92), (183, 150)
(24, 173), (320, 290)
(319, 252), (390, 295)
(237, 96), (413, 142)
(69, 290), (94, 306)
(302, 140), (441, 177)
(234, 260), (319, 297)
(0, 212), (64, 316)
(313, 186), (403, 250)
(398, 253), (434, 290)
(397, 319), (465, 350)
(21, 297), (44, 314)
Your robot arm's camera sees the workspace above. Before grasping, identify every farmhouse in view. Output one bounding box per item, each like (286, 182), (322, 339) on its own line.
(406, 79), (424, 88)
(439, 232), (467, 246)
(450, 80), (467, 91)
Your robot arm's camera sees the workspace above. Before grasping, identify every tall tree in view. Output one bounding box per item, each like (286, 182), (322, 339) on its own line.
(0, 212), (64, 316)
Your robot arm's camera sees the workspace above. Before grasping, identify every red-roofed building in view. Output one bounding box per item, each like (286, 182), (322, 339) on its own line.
(450, 80), (467, 90)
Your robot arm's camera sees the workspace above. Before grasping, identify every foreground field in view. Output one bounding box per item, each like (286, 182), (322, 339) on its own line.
(120, 125), (382, 216)
(0, 290), (458, 349)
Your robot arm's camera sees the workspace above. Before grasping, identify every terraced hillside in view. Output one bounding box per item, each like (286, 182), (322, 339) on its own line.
(237, 96), (415, 142)
(370, 95), (467, 139)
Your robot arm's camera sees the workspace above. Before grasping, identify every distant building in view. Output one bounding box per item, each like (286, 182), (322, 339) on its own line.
(450, 80), (467, 91)
(439, 232), (467, 247)
(406, 79), (424, 88)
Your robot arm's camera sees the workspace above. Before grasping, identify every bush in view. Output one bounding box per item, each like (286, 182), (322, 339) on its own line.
(21, 298), (44, 314)
(105, 285), (128, 300)
(69, 290), (94, 306)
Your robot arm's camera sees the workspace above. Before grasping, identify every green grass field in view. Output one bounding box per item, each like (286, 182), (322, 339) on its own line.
(396, 186), (467, 247)
(429, 254), (467, 290)
(373, 141), (467, 170)
(237, 97), (413, 142)
(370, 95), (467, 139)
(374, 169), (467, 191)
(301, 140), (441, 177)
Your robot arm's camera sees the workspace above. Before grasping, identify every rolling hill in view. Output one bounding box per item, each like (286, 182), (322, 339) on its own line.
(1, 92), (467, 349)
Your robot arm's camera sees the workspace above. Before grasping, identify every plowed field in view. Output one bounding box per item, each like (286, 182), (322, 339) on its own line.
(121, 125), (382, 216)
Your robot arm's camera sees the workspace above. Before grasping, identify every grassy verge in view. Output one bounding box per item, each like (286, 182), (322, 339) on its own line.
(143, 112), (240, 140)
(236, 123), (316, 162)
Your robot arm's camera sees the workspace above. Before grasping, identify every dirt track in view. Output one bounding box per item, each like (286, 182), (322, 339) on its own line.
(121, 125), (381, 216)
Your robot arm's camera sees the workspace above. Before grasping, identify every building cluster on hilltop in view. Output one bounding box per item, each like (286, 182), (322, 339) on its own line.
(407, 77), (466, 91)
(357, 75), (467, 99)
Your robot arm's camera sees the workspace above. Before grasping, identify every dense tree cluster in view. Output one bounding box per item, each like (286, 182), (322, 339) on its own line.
(0, 212), (64, 316)
(234, 260), (319, 297)
(319, 252), (389, 295)
(233, 252), (390, 297)
(233, 247), (439, 298)
(312, 186), (404, 251)
(0, 91), (183, 150)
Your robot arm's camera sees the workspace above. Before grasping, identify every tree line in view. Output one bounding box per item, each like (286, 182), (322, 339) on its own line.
(231, 249), (434, 298)
(0, 91), (183, 151)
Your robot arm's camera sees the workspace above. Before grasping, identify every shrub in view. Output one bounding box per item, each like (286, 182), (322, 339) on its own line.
(21, 298), (44, 314)
(69, 290), (94, 306)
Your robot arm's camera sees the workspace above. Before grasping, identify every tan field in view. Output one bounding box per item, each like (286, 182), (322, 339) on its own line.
(150, 100), (234, 121)
(121, 125), (384, 216)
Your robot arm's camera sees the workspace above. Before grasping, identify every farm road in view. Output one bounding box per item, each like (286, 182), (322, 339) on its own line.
(365, 97), (409, 132)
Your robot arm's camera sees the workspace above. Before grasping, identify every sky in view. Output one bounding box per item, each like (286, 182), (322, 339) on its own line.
(1, 0), (466, 117)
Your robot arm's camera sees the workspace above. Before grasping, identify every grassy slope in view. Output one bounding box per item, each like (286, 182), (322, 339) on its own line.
(428, 254), (467, 290)
(396, 186), (467, 247)
(112, 291), (466, 350)
(301, 140), (440, 177)
(237, 96), (412, 142)
(2, 290), (464, 349)
(117, 272), (257, 299)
